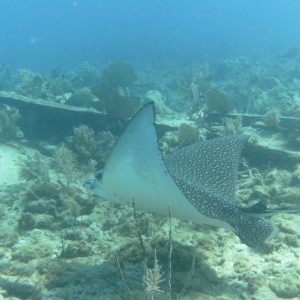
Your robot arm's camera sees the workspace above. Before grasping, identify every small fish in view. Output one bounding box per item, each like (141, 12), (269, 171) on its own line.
(87, 102), (299, 247)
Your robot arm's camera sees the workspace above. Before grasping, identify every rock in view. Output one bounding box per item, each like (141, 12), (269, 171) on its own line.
(144, 90), (174, 114)
(269, 271), (300, 298)
(60, 241), (92, 258)
(0, 275), (41, 299)
(0, 91), (105, 139)
(24, 199), (56, 215)
(243, 129), (300, 169)
(250, 185), (270, 200)
(279, 220), (298, 234)
(34, 214), (55, 229)
(18, 213), (36, 231)
(284, 235), (299, 247)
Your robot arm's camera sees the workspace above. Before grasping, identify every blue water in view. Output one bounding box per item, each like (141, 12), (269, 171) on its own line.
(0, 0), (300, 71)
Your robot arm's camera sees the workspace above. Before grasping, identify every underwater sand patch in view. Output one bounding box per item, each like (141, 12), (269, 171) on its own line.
(0, 144), (23, 187)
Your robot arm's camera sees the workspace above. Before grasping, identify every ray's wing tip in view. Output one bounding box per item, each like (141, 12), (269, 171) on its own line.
(141, 100), (155, 112)
(145, 100), (155, 107)
(132, 100), (156, 121)
(235, 216), (279, 248)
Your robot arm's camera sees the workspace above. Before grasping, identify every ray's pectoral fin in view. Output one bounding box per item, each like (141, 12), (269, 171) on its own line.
(87, 101), (201, 220)
(231, 212), (278, 247)
(236, 200), (300, 246)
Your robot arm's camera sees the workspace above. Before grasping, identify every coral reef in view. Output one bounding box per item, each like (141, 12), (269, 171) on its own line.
(76, 62), (102, 87)
(16, 69), (44, 98)
(68, 125), (98, 163)
(172, 64), (213, 114)
(175, 64), (212, 108)
(223, 116), (243, 135)
(92, 61), (141, 119)
(93, 82), (140, 120)
(103, 87), (141, 120)
(94, 130), (117, 166)
(0, 275), (42, 299)
(16, 68), (72, 101)
(262, 110), (280, 127)
(59, 240), (92, 258)
(178, 123), (200, 146)
(53, 145), (97, 187)
(43, 68), (73, 98)
(68, 125), (116, 166)
(53, 145), (80, 187)
(19, 152), (50, 183)
(102, 60), (136, 88)
(66, 87), (96, 108)
(205, 88), (234, 113)
(16, 147), (98, 237)
(2, 47), (300, 300)
(143, 90), (174, 114)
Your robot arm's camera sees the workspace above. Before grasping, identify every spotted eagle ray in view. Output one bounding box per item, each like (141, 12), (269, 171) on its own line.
(87, 102), (299, 247)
